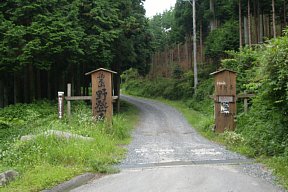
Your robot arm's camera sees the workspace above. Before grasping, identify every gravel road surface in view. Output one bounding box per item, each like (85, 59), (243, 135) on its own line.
(72, 95), (285, 192)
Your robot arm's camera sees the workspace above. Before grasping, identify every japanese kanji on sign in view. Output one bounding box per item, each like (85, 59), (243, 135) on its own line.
(210, 69), (237, 133)
(86, 68), (117, 121)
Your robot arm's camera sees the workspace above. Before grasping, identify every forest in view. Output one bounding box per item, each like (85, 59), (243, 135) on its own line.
(1, 0), (287, 107)
(0, 0), (152, 107)
(1, 0), (288, 190)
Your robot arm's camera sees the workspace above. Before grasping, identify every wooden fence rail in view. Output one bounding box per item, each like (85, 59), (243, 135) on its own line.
(64, 83), (119, 116)
(209, 92), (255, 113)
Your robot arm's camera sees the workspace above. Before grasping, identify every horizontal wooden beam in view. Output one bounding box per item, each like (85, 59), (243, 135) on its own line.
(209, 94), (255, 100)
(65, 96), (119, 101)
(237, 94), (255, 99)
(65, 96), (92, 101)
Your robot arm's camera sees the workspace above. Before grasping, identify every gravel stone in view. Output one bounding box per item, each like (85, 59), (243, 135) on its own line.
(0, 170), (19, 186)
(120, 95), (246, 167)
(119, 95), (286, 191)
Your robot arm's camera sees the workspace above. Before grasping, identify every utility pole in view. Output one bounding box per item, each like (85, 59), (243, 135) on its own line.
(183, 0), (198, 89)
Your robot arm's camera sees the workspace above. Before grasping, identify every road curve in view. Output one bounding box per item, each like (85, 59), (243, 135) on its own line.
(72, 95), (285, 192)
(119, 95), (246, 167)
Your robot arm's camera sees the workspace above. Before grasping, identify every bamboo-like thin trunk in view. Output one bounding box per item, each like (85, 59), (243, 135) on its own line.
(82, 64), (86, 96)
(248, 0), (252, 46)
(272, 0), (276, 38)
(36, 69), (41, 99)
(284, 0), (287, 27)
(244, 17), (249, 45)
(259, 12), (264, 43)
(47, 70), (51, 99)
(4, 83), (8, 107)
(24, 66), (29, 102)
(210, 0), (216, 31)
(177, 44), (180, 63)
(239, 0), (243, 48)
(28, 63), (35, 102)
(13, 72), (18, 104)
(185, 38), (189, 68)
(254, 0), (259, 43)
(200, 21), (204, 64)
(0, 78), (4, 108)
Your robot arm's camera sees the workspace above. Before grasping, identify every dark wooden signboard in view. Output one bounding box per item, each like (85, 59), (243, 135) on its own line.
(86, 68), (117, 121)
(210, 69), (237, 133)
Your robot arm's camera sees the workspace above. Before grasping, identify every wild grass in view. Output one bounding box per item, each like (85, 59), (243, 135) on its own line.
(0, 100), (138, 191)
(265, 156), (288, 189)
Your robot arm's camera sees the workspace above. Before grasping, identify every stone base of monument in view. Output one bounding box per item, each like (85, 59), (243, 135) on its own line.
(20, 130), (94, 142)
(0, 170), (19, 186)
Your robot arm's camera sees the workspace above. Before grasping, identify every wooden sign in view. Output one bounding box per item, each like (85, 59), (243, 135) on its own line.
(218, 96), (234, 103)
(85, 68), (117, 121)
(210, 69), (237, 133)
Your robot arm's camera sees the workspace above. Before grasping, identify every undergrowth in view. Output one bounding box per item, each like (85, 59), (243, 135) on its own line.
(0, 100), (138, 192)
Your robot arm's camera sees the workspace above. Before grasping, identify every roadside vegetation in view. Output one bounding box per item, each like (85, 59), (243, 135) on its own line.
(0, 100), (138, 191)
(122, 30), (288, 189)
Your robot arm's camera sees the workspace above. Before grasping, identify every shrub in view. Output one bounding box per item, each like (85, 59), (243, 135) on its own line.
(205, 20), (239, 63)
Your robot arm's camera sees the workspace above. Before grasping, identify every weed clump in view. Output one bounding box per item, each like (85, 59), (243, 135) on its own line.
(0, 100), (137, 191)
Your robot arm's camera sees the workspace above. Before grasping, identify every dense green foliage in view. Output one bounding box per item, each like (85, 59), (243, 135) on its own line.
(122, 68), (194, 100)
(0, 0), (152, 106)
(221, 33), (288, 157)
(0, 101), (138, 191)
(205, 20), (239, 63)
(122, 68), (214, 115)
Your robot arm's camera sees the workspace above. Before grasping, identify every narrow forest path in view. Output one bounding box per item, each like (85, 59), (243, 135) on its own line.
(72, 95), (285, 192)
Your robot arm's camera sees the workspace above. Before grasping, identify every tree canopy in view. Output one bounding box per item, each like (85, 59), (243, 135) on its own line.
(0, 0), (152, 106)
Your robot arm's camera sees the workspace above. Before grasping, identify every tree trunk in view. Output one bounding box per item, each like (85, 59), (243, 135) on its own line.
(24, 66), (29, 103)
(268, 14), (271, 37)
(200, 20), (204, 65)
(244, 16), (249, 45)
(3, 81), (8, 107)
(239, 0), (243, 48)
(177, 43), (181, 63)
(36, 69), (41, 99)
(0, 77), (4, 108)
(28, 63), (35, 102)
(82, 64), (86, 96)
(254, 0), (259, 43)
(112, 61), (121, 113)
(185, 37), (190, 69)
(284, 0), (287, 27)
(248, 0), (252, 46)
(259, 11), (264, 43)
(47, 70), (51, 99)
(210, 0), (216, 31)
(13, 72), (18, 104)
(75, 64), (81, 96)
(272, 0), (276, 38)
(114, 74), (121, 113)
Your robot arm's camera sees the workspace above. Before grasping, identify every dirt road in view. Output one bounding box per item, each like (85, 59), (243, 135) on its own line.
(72, 95), (284, 192)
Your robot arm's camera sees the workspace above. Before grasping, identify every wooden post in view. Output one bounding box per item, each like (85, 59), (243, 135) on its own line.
(86, 68), (117, 121)
(67, 83), (71, 116)
(58, 92), (64, 119)
(244, 91), (248, 113)
(210, 69), (237, 133)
